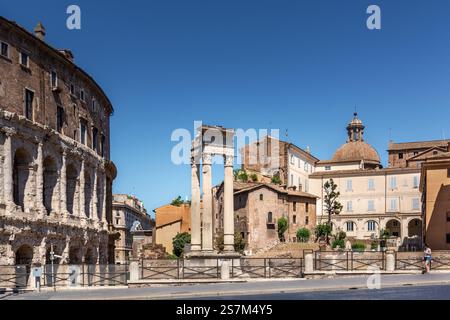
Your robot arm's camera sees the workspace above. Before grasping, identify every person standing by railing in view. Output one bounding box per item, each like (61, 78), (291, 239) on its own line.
(422, 246), (432, 274)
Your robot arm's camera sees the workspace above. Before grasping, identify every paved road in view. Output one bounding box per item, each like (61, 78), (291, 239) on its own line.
(187, 284), (450, 300)
(2, 273), (450, 300)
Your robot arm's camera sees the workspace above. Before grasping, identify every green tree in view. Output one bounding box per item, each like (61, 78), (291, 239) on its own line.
(323, 179), (343, 244)
(277, 217), (288, 242)
(250, 173), (258, 182)
(315, 223), (332, 242)
(271, 175), (282, 185)
(234, 170), (249, 182)
(172, 232), (191, 257)
(171, 196), (184, 207)
(296, 228), (311, 243)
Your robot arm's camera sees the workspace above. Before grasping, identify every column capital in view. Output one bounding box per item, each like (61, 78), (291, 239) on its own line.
(202, 153), (213, 165)
(224, 155), (234, 167)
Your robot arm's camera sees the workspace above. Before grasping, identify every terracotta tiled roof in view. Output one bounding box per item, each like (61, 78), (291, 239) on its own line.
(232, 181), (318, 198)
(388, 139), (450, 151)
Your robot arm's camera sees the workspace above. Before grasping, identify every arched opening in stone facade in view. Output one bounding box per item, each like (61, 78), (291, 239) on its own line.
(408, 219), (422, 238)
(84, 248), (95, 264)
(45, 245), (62, 265)
(66, 164), (78, 215)
(13, 148), (32, 210)
(68, 246), (82, 264)
(386, 219), (401, 238)
(84, 170), (92, 218)
(43, 156), (58, 214)
(15, 245), (33, 287)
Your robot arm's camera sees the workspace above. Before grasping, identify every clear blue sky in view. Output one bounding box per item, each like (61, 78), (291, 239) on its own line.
(3, 1), (450, 215)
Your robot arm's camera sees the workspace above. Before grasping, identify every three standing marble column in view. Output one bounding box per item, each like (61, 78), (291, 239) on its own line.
(190, 151), (235, 255)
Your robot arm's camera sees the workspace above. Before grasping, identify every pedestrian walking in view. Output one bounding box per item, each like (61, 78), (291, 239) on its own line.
(422, 246), (432, 274)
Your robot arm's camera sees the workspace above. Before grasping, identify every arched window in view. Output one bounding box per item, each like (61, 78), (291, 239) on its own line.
(367, 220), (377, 232)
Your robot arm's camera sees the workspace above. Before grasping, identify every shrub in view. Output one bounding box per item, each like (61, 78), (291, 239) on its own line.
(215, 231), (246, 253)
(352, 242), (366, 252)
(271, 175), (282, 185)
(371, 241), (379, 250)
(296, 228), (311, 242)
(315, 223), (332, 242)
(332, 239), (345, 249)
(172, 232), (191, 257)
(277, 217), (288, 242)
(171, 196), (185, 207)
(250, 173), (258, 182)
(334, 230), (347, 241)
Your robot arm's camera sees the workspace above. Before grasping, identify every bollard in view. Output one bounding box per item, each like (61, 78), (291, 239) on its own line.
(221, 260), (230, 280)
(305, 253), (314, 273)
(129, 260), (140, 282)
(386, 251), (395, 272)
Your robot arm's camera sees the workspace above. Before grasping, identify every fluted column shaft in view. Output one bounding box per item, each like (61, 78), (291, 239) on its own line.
(223, 155), (235, 252)
(190, 158), (201, 251)
(201, 153), (213, 252)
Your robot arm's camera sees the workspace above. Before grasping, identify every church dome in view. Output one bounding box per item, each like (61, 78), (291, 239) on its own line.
(332, 141), (381, 163)
(331, 112), (381, 166)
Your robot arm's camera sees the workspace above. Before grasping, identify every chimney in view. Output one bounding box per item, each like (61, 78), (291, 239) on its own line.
(34, 22), (46, 41)
(59, 49), (74, 62)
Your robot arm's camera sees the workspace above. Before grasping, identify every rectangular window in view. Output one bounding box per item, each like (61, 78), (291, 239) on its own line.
(368, 221), (376, 232)
(291, 174), (294, 186)
(368, 178), (375, 190)
(80, 120), (87, 145)
(51, 70), (58, 87)
(413, 176), (419, 189)
(304, 162), (308, 172)
(80, 89), (85, 102)
(325, 166), (331, 171)
(447, 212), (450, 222)
(57, 106), (64, 133)
(1, 41), (9, 58)
(412, 198), (420, 210)
(447, 234), (450, 244)
(293, 202), (297, 212)
(92, 127), (98, 151)
(20, 51), (29, 67)
(346, 201), (353, 212)
(70, 83), (75, 95)
(92, 99), (96, 112)
(346, 222), (354, 232)
(101, 134), (106, 157)
(298, 159), (302, 169)
(368, 200), (375, 211)
(305, 179), (309, 192)
(399, 153), (404, 159)
(305, 216), (309, 225)
(24, 89), (34, 120)
(390, 199), (398, 212)
(390, 177), (397, 189)
(293, 215), (297, 224)
(305, 203), (309, 213)
(346, 180), (353, 191)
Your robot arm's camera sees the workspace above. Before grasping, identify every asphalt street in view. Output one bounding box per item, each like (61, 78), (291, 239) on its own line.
(2, 273), (450, 300)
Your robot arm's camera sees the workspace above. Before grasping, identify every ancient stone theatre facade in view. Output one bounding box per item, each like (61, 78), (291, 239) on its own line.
(0, 17), (117, 266)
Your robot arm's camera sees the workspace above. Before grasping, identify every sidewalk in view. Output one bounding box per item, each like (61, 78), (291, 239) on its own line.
(2, 272), (450, 300)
